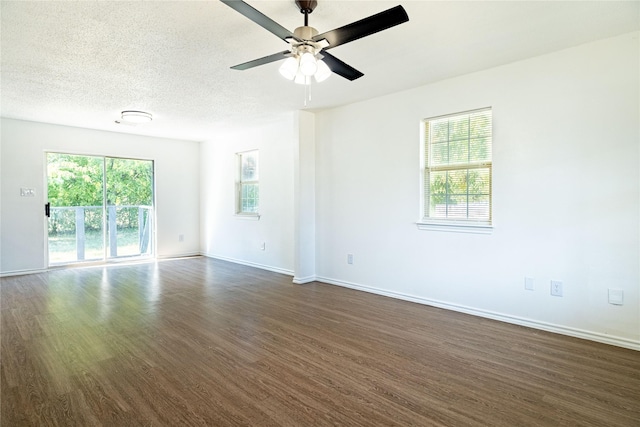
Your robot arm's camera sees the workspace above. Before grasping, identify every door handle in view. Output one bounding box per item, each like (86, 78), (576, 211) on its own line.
(45, 202), (50, 218)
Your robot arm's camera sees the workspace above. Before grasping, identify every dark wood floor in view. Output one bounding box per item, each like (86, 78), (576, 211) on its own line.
(1, 257), (639, 426)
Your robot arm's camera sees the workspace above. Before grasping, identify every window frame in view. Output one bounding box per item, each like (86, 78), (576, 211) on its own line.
(236, 149), (260, 218)
(418, 108), (493, 233)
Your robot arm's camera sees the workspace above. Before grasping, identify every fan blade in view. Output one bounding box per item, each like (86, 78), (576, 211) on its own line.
(321, 52), (364, 81)
(231, 50), (291, 70)
(220, 0), (299, 42)
(313, 5), (408, 49)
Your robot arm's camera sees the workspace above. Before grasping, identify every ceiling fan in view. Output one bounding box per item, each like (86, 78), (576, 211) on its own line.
(220, 0), (409, 84)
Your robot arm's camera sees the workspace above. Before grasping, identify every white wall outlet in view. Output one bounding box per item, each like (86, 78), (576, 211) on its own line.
(608, 289), (624, 305)
(524, 277), (534, 291)
(347, 254), (353, 265)
(260, 242), (266, 251)
(178, 234), (184, 242)
(550, 280), (563, 297)
(20, 188), (35, 197)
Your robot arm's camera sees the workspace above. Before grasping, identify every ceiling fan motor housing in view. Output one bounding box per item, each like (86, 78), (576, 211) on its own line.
(295, 0), (318, 14)
(294, 26), (319, 40)
(291, 26), (324, 59)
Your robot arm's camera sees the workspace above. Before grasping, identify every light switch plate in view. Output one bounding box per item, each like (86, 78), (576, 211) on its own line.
(20, 188), (35, 197)
(608, 289), (624, 305)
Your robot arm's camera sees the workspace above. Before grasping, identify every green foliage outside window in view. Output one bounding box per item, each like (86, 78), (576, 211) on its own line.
(238, 150), (259, 214)
(425, 109), (492, 221)
(47, 154), (153, 234)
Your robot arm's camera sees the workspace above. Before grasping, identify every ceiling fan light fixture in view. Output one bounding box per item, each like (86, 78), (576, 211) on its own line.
(299, 51), (318, 76)
(121, 110), (152, 124)
(279, 56), (299, 80)
(294, 71), (310, 85)
(314, 59), (331, 82)
(280, 48), (331, 85)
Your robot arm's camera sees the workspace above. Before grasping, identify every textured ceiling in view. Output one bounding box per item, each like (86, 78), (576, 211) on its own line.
(1, 1), (639, 142)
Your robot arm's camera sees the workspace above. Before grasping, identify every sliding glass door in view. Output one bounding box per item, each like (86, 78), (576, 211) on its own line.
(105, 157), (154, 259)
(46, 153), (154, 265)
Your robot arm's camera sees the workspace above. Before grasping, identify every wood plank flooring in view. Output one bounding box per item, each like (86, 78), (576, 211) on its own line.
(1, 256), (639, 426)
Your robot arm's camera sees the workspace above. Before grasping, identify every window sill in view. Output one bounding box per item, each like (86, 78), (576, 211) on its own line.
(235, 213), (260, 221)
(416, 220), (493, 234)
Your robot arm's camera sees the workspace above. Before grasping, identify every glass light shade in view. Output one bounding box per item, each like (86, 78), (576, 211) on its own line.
(314, 59), (331, 82)
(294, 71), (310, 85)
(121, 110), (152, 123)
(299, 52), (317, 76)
(278, 57), (299, 80)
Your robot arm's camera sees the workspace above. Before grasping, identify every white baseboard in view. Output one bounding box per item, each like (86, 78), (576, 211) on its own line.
(157, 252), (201, 260)
(293, 275), (317, 284)
(316, 276), (640, 352)
(202, 252), (294, 277)
(0, 267), (49, 278)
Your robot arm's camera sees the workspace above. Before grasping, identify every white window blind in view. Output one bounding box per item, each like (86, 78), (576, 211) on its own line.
(423, 108), (492, 223)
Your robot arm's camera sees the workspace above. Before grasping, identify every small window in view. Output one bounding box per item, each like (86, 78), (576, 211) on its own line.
(237, 150), (259, 215)
(422, 108), (492, 225)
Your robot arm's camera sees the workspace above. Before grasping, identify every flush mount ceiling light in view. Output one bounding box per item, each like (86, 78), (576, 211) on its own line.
(121, 110), (152, 124)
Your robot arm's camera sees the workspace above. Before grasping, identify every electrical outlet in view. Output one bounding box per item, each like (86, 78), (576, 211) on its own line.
(347, 254), (353, 265)
(260, 242), (266, 251)
(550, 280), (563, 297)
(178, 234), (184, 242)
(524, 277), (534, 291)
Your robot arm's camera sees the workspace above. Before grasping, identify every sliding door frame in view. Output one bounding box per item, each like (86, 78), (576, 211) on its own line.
(44, 151), (157, 267)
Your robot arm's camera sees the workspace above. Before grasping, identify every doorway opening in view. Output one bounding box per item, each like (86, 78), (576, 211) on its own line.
(46, 153), (154, 265)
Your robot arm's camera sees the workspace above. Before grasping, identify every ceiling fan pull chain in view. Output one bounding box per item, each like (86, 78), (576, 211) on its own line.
(304, 82), (309, 107)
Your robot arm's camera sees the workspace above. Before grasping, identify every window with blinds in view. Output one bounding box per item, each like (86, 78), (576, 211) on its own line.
(237, 150), (259, 215)
(423, 108), (492, 224)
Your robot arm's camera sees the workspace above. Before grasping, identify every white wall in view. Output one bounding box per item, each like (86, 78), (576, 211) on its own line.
(0, 118), (200, 274)
(314, 32), (640, 347)
(293, 111), (316, 283)
(200, 113), (296, 274)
